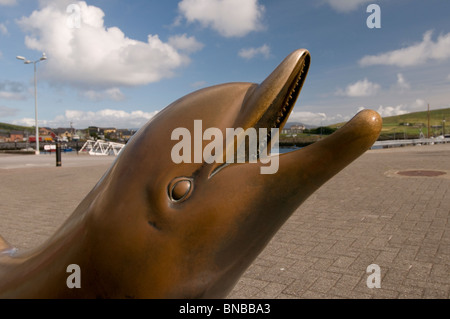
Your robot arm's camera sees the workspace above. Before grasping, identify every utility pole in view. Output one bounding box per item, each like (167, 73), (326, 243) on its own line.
(427, 104), (430, 138)
(443, 116), (446, 137)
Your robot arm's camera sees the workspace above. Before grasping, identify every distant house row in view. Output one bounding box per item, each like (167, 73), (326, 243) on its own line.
(0, 126), (137, 143)
(0, 130), (28, 143)
(281, 124), (306, 135)
(87, 126), (137, 141)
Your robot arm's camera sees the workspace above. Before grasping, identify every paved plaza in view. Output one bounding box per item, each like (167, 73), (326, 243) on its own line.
(0, 144), (449, 299)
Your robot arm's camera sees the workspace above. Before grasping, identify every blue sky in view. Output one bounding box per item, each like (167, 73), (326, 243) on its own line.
(1, 0), (450, 129)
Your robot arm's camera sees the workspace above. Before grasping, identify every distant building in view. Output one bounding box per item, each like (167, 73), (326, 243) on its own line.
(290, 125), (306, 133)
(54, 128), (73, 140)
(116, 129), (135, 140)
(0, 131), (9, 143)
(282, 124), (306, 135)
(0, 130), (26, 142)
(88, 126), (114, 136)
(39, 127), (53, 136)
(39, 127), (56, 141)
(103, 127), (117, 134)
(10, 130), (25, 142)
(74, 130), (88, 140)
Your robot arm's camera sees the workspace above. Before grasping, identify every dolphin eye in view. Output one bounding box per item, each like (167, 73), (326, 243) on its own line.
(168, 177), (193, 202)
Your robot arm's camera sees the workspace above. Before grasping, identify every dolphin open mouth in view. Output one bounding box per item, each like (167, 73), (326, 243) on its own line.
(241, 49), (311, 158)
(258, 52), (310, 134)
(265, 53), (309, 152)
(273, 60), (308, 127)
(210, 50), (311, 174)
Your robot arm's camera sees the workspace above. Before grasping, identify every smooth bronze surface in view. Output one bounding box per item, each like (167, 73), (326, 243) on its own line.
(0, 49), (382, 298)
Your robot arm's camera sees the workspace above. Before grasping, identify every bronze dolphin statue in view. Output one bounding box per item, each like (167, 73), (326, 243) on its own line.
(0, 49), (382, 298)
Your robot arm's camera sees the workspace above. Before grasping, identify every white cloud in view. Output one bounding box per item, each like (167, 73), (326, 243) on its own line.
(12, 118), (37, 127)
(190, 80), (207, 88)
(396, 73), (410, 90)
(447, 74), (450, 81)
(411, 98), (426, 110)
(375, 105), (408, 117)
(168, 34), (204, 53)
(336, 78), (381, 97)
(358, 98), (427, 117)
(178, 0), (265, 37)
(0, 23), (8, 35)
(238, 44), (270, 60)
(0, 0), (17, 6)
(16, 1), (201, 90)
(288, 111), (326, 125)
(0, 105), (19, 117)
(13, 109), (159, 129)
(324, 0), (373, 13)
(0, 80), (28, 100)
(0, 91), (27, 100)
(80, 88), (125, 102)
(359, 30), (450, 67)
(287, 111), (350, 126)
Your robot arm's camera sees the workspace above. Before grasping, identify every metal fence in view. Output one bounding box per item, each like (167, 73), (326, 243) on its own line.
(372, 137), (450, 149)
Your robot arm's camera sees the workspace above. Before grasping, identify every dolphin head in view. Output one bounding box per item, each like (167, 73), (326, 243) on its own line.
(77, 49), (381, 298)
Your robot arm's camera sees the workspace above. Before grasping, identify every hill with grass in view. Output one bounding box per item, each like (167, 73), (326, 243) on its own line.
(0, 122), (34, 133)
(330, 108), (450, 140)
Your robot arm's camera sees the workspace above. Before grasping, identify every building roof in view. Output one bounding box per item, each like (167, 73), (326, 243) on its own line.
(10, 130), (24, 135)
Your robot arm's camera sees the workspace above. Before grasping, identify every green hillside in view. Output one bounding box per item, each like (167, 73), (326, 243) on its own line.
(331, 108), (450, 140)
(379, 108), (449, 139)
(0, 122), (34, 133)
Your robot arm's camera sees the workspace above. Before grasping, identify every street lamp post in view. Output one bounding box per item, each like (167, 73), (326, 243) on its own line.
(443, 119), (446, 137)
(16, 53), (47, 155)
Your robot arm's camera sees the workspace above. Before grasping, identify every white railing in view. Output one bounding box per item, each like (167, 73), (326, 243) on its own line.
(79, 140), (126, 156)
(372, 137), (450, 149)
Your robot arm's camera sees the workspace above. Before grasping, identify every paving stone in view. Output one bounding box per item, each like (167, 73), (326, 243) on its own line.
(2, 144), (450, 299)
